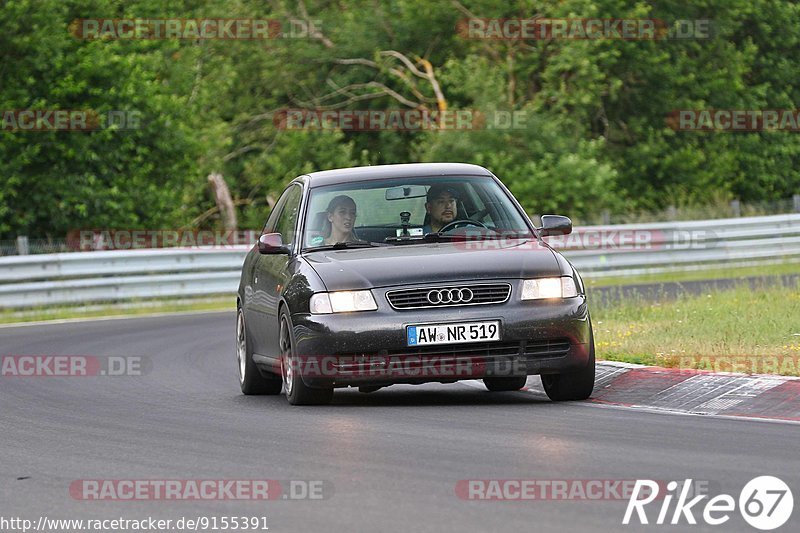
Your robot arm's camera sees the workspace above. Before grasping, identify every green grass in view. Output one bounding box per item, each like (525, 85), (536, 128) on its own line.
(0, 296), (233, 324)
(592, 283), (800, 375)
(585, 260), (800, 288)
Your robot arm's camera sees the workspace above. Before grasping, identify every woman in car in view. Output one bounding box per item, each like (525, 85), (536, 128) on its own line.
(323, 194), (359, 245)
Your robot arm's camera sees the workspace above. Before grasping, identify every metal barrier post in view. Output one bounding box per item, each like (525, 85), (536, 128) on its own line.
(16, 236), (29, 255)
(730, 199), (741, 217)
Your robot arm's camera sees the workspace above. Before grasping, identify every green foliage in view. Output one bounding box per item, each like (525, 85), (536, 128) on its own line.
(1, 0), (798, 238)
(0, 0), (204, 237)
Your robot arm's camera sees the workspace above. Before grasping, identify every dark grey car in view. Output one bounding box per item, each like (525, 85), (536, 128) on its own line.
(236, 163), (594, 405)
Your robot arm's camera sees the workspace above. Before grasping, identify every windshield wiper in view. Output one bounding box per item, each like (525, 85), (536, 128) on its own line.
(479, 231), (534, 240)
(304, 240), (383, 251)
(422, 232), (464, 241)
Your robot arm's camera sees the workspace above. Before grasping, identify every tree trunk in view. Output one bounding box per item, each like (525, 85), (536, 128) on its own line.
(207, 173), (237, 230)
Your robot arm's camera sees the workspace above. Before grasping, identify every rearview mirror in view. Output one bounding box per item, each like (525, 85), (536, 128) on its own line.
(258, 232), (290, 254)
(538, 215), (572, 237)
(385, 185), (428, 201)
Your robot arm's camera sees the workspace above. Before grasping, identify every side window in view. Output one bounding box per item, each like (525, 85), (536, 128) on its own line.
(273, 185), (303, 246)
(263, 194), (287, 234)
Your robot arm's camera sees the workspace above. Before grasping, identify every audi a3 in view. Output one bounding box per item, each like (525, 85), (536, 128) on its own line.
(236, 163), (594, 405)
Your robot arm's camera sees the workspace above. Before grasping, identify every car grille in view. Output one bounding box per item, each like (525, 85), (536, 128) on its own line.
(385, 341), (521, 358)
(332, 339), (571, 376)
(333, 342), (522, 374)
(386, 283), (511, 309)
(523, 339), (571, 358)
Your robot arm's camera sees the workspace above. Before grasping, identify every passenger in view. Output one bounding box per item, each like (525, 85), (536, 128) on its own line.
(323, 194), (358, 244)
(424, 184), (459, 233)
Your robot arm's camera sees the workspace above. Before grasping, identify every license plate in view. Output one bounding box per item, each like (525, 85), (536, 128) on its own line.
(406, 320), (500, 346)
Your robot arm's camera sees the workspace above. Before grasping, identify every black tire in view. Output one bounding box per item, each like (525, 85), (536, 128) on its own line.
(279, 309), (333, 406)
(541, 330), (595, 401)
(483, 376), (527, 392)
(237, 307), (282, 395)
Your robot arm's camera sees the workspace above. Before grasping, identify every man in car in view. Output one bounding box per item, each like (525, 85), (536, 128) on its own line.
(423, 184), (460, 234)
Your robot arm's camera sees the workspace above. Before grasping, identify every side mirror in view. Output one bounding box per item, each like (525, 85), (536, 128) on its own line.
(258, 233), (290, 255)
(538, 215), (572, 237)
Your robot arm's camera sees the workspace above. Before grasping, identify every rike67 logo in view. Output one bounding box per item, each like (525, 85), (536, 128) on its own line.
(624, 476), (793, 530)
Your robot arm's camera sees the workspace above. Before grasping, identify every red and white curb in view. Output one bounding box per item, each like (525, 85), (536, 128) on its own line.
(465, 362), (800, 422)
(590, 362), (800, 422)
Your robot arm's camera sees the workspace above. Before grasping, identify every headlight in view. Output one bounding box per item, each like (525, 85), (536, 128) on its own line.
(521, 277), (579, 300)
(310, 290), (378, 314)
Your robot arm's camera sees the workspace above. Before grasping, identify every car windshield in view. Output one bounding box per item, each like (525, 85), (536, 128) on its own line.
(302, 176), (533, 249)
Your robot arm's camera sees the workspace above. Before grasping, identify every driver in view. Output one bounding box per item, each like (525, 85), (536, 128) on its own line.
(423, 184), (459, 233)
(323, 194), (358, 244)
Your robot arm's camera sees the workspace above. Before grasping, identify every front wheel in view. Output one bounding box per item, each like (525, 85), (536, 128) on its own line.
(237, 307), (282, 395)
(279, 309), (333, 406)
(541, 332), (595, 401)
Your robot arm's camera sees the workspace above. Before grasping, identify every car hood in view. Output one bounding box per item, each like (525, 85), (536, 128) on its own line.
(304, 239), (561, 291)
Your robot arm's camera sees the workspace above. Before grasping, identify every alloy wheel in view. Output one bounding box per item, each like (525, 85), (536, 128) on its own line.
(280, 317), (294, 395)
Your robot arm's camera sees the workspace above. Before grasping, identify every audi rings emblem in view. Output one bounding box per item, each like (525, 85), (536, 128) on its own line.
(426, 287), (474, 305)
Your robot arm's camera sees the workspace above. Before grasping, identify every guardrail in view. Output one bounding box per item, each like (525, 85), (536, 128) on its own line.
(0, 248), (249, 308)
(1, 213), (799, 308)
(555, 213), (800, 277)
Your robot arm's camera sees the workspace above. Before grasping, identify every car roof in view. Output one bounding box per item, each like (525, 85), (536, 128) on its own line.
(302, 163), (493, 188)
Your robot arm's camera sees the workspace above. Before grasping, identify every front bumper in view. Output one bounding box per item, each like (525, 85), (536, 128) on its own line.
(291, 282), (591, 389)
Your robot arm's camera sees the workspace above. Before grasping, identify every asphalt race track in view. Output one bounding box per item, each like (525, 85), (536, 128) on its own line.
(1, 312), (798, 533)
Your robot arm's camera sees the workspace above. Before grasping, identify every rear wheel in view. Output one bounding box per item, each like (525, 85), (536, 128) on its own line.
(483, 376), (527, 392)
(541, 331), (595, 401)
(237, 307), (282, 395)
(280, 309), (333, 405)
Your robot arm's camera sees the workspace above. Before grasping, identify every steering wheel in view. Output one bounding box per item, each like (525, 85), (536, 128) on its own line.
(438, 219), (488, 232)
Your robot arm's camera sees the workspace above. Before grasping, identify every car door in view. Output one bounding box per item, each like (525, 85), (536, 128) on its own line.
(243, 195), (282, 311)
(250, 184), (303, 364)
(243, 191), (285, 347)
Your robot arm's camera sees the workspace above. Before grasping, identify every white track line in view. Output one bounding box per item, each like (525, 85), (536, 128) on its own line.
(0, 309), (230, 329)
